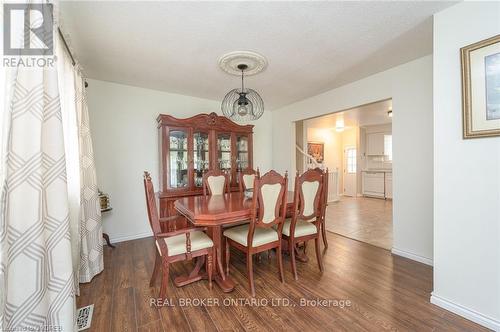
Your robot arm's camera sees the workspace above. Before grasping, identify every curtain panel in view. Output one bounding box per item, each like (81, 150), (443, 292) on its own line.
(0, 55), (76, 331)
(74, 70), (103, 283)
(0, 3), (103, 329)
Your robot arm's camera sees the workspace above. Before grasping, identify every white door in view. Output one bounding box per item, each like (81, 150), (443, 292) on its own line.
(344, 147), (357, 197)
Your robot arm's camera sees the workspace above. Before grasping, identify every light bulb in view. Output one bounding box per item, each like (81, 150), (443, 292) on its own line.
(238, 104), (248, 116)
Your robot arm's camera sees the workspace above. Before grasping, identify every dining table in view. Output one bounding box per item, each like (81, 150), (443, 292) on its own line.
(174, 190), (295, 292)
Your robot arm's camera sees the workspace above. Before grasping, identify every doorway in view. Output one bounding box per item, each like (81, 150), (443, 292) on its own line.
(295, 98), (393, 250)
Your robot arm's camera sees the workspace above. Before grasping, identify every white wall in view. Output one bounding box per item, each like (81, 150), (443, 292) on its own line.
(272, 55), (434, 264)
(432, 2), (500, 330)
(87, 79), (272, 242)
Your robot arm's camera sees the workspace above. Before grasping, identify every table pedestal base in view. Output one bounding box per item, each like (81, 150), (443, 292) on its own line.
(215, 275), (236, 293)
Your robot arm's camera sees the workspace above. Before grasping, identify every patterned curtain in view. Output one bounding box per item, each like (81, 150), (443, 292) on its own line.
(0, 56), (76, 330)
(74, 70), (103, 283)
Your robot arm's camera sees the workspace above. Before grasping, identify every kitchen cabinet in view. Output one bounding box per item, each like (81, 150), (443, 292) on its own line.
(362, 171), (385, 198)
(366, 133), (385, 155)
(384, 172), (392, 199)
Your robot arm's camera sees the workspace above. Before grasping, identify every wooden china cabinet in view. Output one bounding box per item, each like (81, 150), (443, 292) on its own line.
(157, 112), (253, 226)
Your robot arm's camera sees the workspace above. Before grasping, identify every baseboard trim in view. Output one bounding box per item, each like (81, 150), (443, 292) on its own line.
(107, 231), (153, 244)
(430, 293), (500, 331)
(391, 247), (433, 266)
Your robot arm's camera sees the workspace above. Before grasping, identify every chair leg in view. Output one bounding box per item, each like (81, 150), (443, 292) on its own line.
(321, 220), (329, 250)
(150, 251), (161, 287)
(225, 239), (230, 276)
(247, 253), (255, 297)
(207, 250), (213, 290)
(159, 259), (169, 299)
(289, 239), (298, 280)
(277, 245), (284, 283)
(315, 237), (324, 272)
(268, 249), (272, 261)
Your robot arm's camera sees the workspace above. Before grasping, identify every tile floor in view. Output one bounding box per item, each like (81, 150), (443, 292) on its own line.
(325, 196), (393, 250)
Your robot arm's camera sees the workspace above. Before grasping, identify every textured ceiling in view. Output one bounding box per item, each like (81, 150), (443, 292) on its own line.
(60, 1), (455, 110)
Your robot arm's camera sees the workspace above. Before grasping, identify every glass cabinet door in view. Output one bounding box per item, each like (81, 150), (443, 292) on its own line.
(235, 134), (250, 185)
(217, 133), (232, 174)
(236, 134), (249, 171)
(168, 129), (189, 189)
(193, 131), (210, 188)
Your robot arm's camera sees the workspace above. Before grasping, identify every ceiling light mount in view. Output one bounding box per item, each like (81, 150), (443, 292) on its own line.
(218, 51), (268, 76)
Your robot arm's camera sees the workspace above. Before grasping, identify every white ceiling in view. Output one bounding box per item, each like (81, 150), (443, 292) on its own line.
(59, 1), (455, 110)
(306, 99), (393, 129)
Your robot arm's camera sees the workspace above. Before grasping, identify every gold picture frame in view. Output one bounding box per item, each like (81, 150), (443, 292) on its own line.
(461, 34), (500, 139)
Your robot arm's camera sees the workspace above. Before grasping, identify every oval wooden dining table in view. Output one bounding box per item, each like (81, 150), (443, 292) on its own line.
(174, 191), (294, 292)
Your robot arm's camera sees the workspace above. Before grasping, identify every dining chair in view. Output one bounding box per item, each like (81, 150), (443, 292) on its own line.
(314, 167), (329, 250)
(203, 169), (230, 196)
(143, 171), (214, 298)
(224, 170), (288, 297)
(238, 168), (260, 193)
(282, 168), (325, 280)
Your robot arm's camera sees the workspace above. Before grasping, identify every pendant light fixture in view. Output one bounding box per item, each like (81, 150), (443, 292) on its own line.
(219, 51), (267, 122)
(221, 64), (264, 122)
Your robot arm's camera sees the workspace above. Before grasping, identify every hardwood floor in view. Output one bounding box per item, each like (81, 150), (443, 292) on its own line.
(77, 233), (489, 332)
(326, 197), (393, 250)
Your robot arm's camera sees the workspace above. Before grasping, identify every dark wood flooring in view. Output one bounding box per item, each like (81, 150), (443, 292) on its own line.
(77, 233), (490, 332)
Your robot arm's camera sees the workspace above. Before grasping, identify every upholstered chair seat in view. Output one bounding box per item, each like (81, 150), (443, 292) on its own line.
(156, 231), (214, 257)
(224, 224), (279, 247)
(280, 218), (317, 237)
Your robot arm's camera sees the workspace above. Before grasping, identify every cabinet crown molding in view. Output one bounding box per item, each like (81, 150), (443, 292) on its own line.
(157, 112), (254, 133)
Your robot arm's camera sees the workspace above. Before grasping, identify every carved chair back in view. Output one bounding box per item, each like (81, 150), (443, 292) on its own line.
(203, 169), (230, 196)
(143, 171), (162, 237)
(246, 170), (288, 247)
(293, 168), (324, 223)
(238, 168), (260, 193)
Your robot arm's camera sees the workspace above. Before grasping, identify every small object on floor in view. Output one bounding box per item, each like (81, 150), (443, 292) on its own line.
(77, 304), (94, 331)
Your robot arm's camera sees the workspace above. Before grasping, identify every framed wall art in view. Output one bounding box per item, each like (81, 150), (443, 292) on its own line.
(307, 142), (324, 163)
(461, 34), (500, 139)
